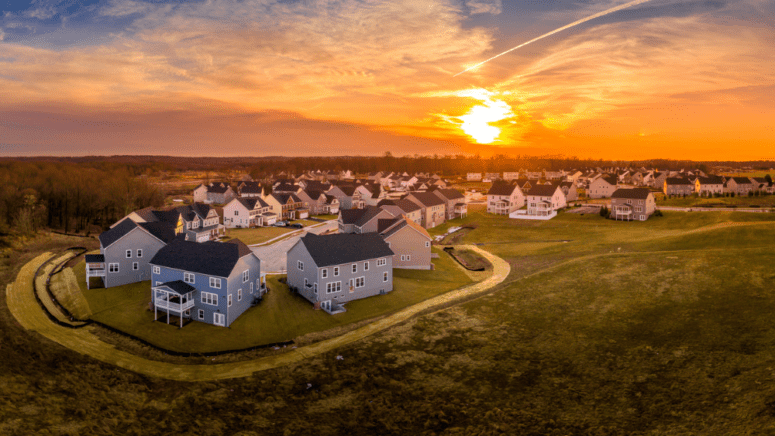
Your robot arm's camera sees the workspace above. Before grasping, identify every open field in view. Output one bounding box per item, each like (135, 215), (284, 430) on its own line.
(654, 191), (775, 208)
(70, 247), (473, 353)
(5, 217), (775, 434)
(720, 170), (773, 178)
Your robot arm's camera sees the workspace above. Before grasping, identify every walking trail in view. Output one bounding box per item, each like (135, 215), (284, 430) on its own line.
(6, 246), (510, 381)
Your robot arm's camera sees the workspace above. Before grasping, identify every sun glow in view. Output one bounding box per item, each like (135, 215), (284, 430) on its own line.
(453, 89), (513, 144)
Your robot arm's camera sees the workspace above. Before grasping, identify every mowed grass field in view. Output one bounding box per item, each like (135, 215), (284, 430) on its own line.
(70, 247), (473, 353)
(222, 226), (297, 245)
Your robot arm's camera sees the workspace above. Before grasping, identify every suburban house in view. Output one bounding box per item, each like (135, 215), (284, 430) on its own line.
(286, 233), (394, 314)
(751, 177), (773, 193)
(588, 175), (618, 199)
(223, 197), (274, 228)
(525, 184), (566, 218)
(724, 177), (756, 195)
(328, 184), (365, 210)
(431, 188), (468, 220)
(237, 181), (264, 198)
(149, 238), (262, 328)
(88, 219), (177, 289)
(338, 206), (396, 234)
(483, 172), (500, 182)
(664, 178), (694, 196)
(193, 182), (236, 205)
(486, 182), (525, 215)
(651, 172), (668, 189)
(403, 192), (446, 229)
(467, 173), (482, 181)
(112, 203), (225, 242)
(695, 176), (725, 196)
(377, 199), (423, 226)
(263, 192), (305, 220)
(378, 215), (433, 270)
(558, 181), (578, 202)
(611, 188), (656, 221)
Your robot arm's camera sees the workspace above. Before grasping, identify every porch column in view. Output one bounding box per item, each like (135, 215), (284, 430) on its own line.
(154, 289), (157, 321)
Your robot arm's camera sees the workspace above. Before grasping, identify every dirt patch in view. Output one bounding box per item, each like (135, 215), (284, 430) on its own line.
(440, 225), (477, 245)
(444, 247), (490, 271)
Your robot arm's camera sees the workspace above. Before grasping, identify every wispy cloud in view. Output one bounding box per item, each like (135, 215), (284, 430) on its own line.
(465, 0), (503, 15)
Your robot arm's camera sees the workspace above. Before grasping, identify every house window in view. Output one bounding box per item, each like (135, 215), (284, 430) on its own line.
(352, 264), (357, 273)
(321, 268), (328, 278)
(406, 254), (411, 261)
(184, 272), (195, 284)
(425, 241), (431, 248)
(334, 267), (339, 276)
(126, 250), (132, 258)
(377, 258), (386, 267)
(228, 294), (232, 307)
(400, 255), (405, 261)
(298, 261), (304, 271)
(234, 210), (239, 216)
(132, 262), (139, 271)
(153, 266), (160, 274)
(201, 292), (218, 305)
(304, 278), (308, 287)
(383, 271), (389, 282)
(137, 249), (143, 258)
(355, 277), (365, 288)
(109, 263), (119, 273)
(209, 277), (221, 289)
(243, 270), (249, 283)
(198, 309), (204, 320)
(250, 282), (254, 294)
(238, 289), (242, 301)
(326, 281), (341, 293)
(214, 313), (225, 326)
(364, 261), (369, 271)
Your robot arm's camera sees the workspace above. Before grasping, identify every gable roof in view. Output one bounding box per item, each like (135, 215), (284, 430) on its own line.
(206, 183), (231, 194)
(434, 188), (464, 200)
(298, 233), (394, 267)
(380, 215), (431, 240)
(157, 280), (197, 296)
(137, 222), (177, 244)
(697, 175), (724, 185)
(99, 218), (140, 248)
(150, 237), (255, 277)
(99, 218), (173, 248)
(729, 176), (754, 185)
(406, 192), (445, 207)
(377, 217), (402, 233)
(665, 177), (693, 186)
(611, 188), (652, 200)
(487, 182), (518, 196)
(526, 184), (560, 197)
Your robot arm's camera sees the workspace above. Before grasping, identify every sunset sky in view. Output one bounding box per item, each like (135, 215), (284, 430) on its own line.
(1, 0), (773, 159)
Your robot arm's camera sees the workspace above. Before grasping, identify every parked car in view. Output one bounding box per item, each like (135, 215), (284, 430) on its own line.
(273, 221), (287, 227)
(289, 223), (304, 229)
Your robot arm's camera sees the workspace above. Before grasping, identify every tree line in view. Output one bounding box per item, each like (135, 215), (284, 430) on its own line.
(0, 161), (165, 236)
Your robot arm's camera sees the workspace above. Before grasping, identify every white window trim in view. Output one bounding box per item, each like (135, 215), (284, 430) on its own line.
(214, 313), (225, 327)
(352, 264), (357, 273)
(109, 263), (119, 273)
(210, 277), (221, 289)
(355, 276), (365, 288)
(137, 249), (143, 258)
(321, 268), (328, 278)
(364, 261), (369, 271)
(243, 269), (249, 283)
(153, 266), (160, 274)
(383, 271), (389, 282)
(201, 292), (218, 306)
(238, 289), (242, 301)
(184, 272), (195, 284)
(326, 281), (342, 294)
(334, 267), (340, 276)
(132, 262), (139, 271)
(377, 258), (386, 267)
(298, 261), (304, 271)
(126, 250), (132, 258)
(198, 309), (204, 320)
(228, 294), (233, 307)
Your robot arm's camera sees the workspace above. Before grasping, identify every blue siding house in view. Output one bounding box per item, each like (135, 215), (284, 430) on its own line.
(149, 237), (262, 327)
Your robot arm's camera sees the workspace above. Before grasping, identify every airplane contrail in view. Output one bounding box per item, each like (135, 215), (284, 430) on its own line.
(454, 0), (654, 77)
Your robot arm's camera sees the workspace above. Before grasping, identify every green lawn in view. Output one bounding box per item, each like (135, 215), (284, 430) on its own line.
(655, 192), (775, 208)
(71, 247), (473, 353)
(222, 226), (297, 245)
(313, 214), (338, 220)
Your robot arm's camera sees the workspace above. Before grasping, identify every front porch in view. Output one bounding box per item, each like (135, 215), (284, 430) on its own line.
(612, 205), (634, 221)
(453, 203), (468, 219)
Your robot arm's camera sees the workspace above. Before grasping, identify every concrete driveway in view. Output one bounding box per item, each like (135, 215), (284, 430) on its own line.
(251, 220), (337, 273)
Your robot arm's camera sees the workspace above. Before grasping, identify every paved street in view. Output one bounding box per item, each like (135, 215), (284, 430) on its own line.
(251, 220), (338, 273)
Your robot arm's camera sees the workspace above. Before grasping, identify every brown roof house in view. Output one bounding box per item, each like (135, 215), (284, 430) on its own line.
(525, 184), (566, 219)
(379, 215), (433, 270)
(611, 188), (656, 221)
(664, 178), (694, 196)
(486, 182), (525, 215)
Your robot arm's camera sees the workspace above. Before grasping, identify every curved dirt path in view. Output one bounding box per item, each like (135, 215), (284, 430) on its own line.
(6, 246), (510, 381)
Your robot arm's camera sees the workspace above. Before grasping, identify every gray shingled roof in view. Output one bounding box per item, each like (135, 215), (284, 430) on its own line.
(150, 237), (255, 277)
(611, 188), (652, 200)
(406, 192), (445, 207)
(138, 222), (177, 244)
(434, 188), (464, 200)
(526, 184), (559, 197)
(487, 182), (518, 196)
(158, 280), (197, 295)
(99, 219), (139, 248)
(665, 177), (693, 186)
(299, 233), (394, 267)
(84, 254), (104, 263)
